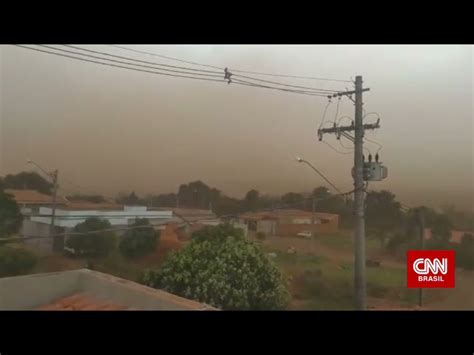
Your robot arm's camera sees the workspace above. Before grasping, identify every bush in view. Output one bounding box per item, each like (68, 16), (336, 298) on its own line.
(66, 217), (116, 257)
(119, 219), (159, 259)
(458, 234), (474, 270)
(191, 223), (244, 242)
(0, 246), (37, 277)
(256, 232), (266, 241)
(0, 191), (23, 238)
(142, 225), (290, 310)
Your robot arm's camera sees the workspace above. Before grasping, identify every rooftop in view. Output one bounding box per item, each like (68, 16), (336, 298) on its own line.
(0, 269), (216, 310)
(240, 209), (339, 221)
(5, 189), (68, 206)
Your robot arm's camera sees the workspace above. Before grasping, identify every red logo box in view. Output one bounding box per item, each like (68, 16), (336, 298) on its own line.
(407, 250), (455, 288)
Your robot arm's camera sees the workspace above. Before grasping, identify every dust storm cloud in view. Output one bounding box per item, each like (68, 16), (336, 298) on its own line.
(0, 45), (472, 211)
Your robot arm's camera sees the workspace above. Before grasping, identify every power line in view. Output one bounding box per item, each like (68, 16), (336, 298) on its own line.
(232, 78), (329, 97)
(231, 68), (352, 83)
(232, 73), (339, 94)
(321, 139), (352, 155)
(38, 45), (224, 79)
(63, 45), (222, 75)
(15, 45), (226, 84)
(110, 44), (223, 70)
(318, 100), (333, 129)
(109, 45), (352, 83)
(16, 45), (332, 99)
(63, 46), (338, 95)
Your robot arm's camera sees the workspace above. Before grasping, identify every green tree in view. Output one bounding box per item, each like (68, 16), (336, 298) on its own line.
(3, 171), (53, 194)
(68, 194), (106, 203)
(142, 224), (290, 310)
(256, 231), (266, 241)
(312, 186), (331, 200)
(191, 223), (245, 242)
(0, 191), (23, 238)
(0, 246), (37, 277)
(66, 217), (116, 257)
(119, 219), (159, 258)
(431, 214), (453, 242)
(458, 233), (474, 270)
(281, 192), (304, 205)
(244, 189), (260, 211)
(366, 190), (402, 248)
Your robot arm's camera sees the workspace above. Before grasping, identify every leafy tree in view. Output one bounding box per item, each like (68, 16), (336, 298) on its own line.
(281, 192), (304, 205)
(244, 189), (260, 211)
(149, 193), (177, 207)
(0, 246), (37, 277)
(66, 217), (116, 257)
(431, 214), (453, 242)
(116, 191), (144, 206)
(458, 234), (474, 270)
(3, 171), (53, 194)
(191, 223), (245, 242)
(256, 231), (266, 241)
(142, 224), (290, 310)
(68, 194), (106, 203)
(213, 195), (242, 216)
(0, 191), (23, 238)
(119, 219), (159, 258)
(366, 190), (402, 248)
(312, 186), (331, 200)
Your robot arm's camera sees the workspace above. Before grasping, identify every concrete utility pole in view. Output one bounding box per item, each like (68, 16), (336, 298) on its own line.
(317, 75), (376, 310)
(26, 160), (62, 252)
(353, 76), (366, 310)
(417, 208), (425, 308)
(50, 169), (61, 252)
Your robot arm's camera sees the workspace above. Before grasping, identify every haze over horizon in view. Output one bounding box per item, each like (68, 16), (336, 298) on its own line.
(1, 45), (473, 211)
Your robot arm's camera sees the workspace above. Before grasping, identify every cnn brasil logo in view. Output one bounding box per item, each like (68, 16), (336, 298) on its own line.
(407, 250), (455, 288)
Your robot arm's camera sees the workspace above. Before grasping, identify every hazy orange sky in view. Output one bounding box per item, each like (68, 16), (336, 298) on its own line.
(1, 45), (472, 211)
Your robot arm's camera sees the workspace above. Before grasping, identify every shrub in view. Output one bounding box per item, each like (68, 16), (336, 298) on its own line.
(0, 246), (37, 277)
(256, 232), (266, 241)
(119, 219), (158, 259)
(66, 217), (116, 257)
(142, 225), (290, 310)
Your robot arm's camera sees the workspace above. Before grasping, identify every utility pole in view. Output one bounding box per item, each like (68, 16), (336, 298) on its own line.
(317, 75), (376, 310)
(417, 208), (425, 308)
(50, 169), (61, 252)
(353, 76), (366, 310)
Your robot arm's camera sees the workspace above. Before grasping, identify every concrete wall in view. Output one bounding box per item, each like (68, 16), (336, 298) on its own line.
(21, 219), (56, 254)
(0, 271), (81, 310)
(257, 220), (276, 236)
(77, 270), (213, 310)
(277, 217), (339, 236)
(0, 269), (216, 310)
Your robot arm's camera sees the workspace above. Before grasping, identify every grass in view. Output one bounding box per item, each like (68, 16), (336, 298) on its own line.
(266, 242), (417, 310)
(318, 232), (382, 254)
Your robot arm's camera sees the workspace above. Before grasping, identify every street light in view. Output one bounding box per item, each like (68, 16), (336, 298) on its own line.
(295, 156), (343, 195)
(26, 159), (61, 252)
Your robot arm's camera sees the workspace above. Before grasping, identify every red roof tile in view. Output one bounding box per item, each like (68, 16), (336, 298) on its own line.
(37, 293), (130, 311)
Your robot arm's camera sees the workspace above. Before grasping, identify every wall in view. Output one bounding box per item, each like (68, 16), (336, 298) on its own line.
(257, 220), (277, 236)
(0, 269), (216, 310)
(277, 217), (339, 236)
(0, 270), (81, 310)
(21, 219), (56, 254)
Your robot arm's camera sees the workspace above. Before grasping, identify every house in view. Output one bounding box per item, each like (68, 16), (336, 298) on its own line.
(0, 269), (216, 310)
(4, 189), (68, 215)
(153, 207), (223, 238)
(424, 228), (473, 244)
(238, 209), (339, 237)
(23, 205), (174, 254)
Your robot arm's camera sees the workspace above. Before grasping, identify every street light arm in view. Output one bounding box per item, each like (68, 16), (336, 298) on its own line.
(26, 159), (53, 180)
(299, 159), (343, 195)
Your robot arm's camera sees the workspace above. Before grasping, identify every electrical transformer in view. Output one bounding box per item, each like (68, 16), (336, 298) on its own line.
(351, 162), (388, 181)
